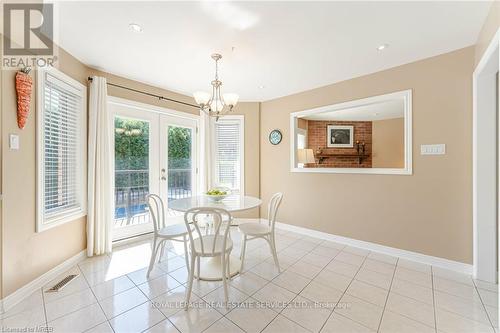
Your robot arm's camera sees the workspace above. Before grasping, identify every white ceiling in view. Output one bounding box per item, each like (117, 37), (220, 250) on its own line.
(303, 99), (403, 121)
(55, 1), (491, 101)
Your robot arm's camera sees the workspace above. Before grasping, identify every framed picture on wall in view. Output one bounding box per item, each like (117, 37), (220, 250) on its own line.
(327, 125), (354, 148)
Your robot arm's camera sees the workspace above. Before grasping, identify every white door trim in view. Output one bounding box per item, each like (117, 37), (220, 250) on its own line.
(108, 97), (200, 240)
(473, 28), (499, 282)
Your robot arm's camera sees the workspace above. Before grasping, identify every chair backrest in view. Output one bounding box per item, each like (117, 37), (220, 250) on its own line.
(146, 194), (166, 234)
(267, 192), (283, 230)
(184, 207), (232, 256)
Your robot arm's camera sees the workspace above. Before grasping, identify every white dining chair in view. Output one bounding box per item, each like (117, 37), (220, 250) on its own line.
(146, 194), (190, 278)
(238, 192), (283, 273)
(184, 207), (233, 310)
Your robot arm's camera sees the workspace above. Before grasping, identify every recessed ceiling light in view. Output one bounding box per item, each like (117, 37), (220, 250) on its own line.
(259, 85), (265, 89)
(129, 23), (143, 33)
(377, 44), (388, 51)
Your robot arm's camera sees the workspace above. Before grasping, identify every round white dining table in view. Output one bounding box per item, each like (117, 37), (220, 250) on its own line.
(169, 195), (262, 281)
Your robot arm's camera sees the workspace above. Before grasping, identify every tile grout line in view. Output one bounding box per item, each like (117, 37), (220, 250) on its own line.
(431, 266), (496, 332)
(92, 250), (172, 332)
(203, 234), (301, 332)
(264, 240), (347, 332)
(85, 253), (180, 332)
(472, 278), (497, 330)
(218, 234), (323, 332)
(41, 268), (105, 327)
(375, 258), (399, 333)
(149, 313), (183, 333)
(137, 265), (204, 333)
(158, 285), (220, 333)
(257, 238), (332, 332)
(40, 287), (49, 329)
(123, 238), (248, 332)
(78, 262), (117, 333)
(184, 232), (309, 333)
(29, 232), (494, 333)
(433, 271), (497, 330)
(317, 250), (372, 332)
(247, 235), (319, 332)
(430, 266), (438, 333)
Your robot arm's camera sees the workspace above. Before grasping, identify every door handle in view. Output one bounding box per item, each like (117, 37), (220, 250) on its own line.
(161, 168), (166, 181)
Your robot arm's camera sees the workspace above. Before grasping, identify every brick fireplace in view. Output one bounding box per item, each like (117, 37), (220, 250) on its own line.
(306, 120), (372, 168)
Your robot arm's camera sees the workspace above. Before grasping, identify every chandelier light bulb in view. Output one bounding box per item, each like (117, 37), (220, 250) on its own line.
(193, 91), (210, 105)
(193, 53), (238, 119)
(223, 93), (239, 107)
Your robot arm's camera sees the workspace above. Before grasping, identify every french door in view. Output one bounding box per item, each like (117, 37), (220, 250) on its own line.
(110, 99), (198, 240)
(159, 115), (197, 217)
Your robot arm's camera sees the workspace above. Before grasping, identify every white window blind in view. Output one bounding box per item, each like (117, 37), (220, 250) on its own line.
(37, 68), (86, 231)
(214, 117), (243, 194)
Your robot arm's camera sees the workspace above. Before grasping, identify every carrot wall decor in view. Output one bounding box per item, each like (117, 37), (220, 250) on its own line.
(15, 66), (33, 130)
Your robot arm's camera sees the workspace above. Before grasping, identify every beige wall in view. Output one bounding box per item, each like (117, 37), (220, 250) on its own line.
(0, 4), (492, 296)
(260, 47), (474, 263)
(297, 118), (307, 130)
(1, 46), (260, 297)
(475, 1), (499, 66)
(1, 47), (88, 297)
(88, 69), (199, 116)
(230, 102), (261, 219)
(372, 118), (405, 168)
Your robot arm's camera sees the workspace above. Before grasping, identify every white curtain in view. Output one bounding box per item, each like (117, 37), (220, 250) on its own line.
(87, 76), (113, 256)
(200, 112), (214, 192)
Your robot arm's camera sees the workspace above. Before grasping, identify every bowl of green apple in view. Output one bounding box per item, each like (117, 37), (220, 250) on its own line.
(206, 188), (229, 202)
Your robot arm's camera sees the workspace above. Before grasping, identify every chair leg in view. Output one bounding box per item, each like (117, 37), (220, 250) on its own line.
(196, 256), (201, 281)
(183, 235), (190, 273)
(221, 253), (229, 308)
(185, 254), (196, 311)
(147, 237), (159, 278)
(227, 252), (231, 280)
(158, 241), (166, 263)
(269, 234), (280, 273)
(239, 235), (247, 273)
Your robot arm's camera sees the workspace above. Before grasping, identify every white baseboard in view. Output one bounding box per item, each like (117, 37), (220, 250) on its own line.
(0, 250), (87, 313)
(275, 221), (473, 275)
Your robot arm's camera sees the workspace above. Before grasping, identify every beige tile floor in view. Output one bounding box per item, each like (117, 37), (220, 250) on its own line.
(0, 227), (498, 333)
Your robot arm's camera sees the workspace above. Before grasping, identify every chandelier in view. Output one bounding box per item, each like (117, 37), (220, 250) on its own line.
(193, 53), (239, 120)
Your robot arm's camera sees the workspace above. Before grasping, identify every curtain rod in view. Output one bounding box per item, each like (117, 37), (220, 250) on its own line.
(87, 77), (199, 109)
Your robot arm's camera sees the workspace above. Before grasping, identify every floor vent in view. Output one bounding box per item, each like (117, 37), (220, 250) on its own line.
(46, 274), (79, 292)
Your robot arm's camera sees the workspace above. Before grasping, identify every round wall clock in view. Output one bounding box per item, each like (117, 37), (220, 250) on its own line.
(269, 129), (282, 145)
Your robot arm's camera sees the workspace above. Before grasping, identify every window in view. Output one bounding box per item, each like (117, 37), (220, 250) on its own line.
(297, 128), (307, 149)
(297, 128), (307, 168)
(213, 116), (244, 194)
(37, 67), (86, 231)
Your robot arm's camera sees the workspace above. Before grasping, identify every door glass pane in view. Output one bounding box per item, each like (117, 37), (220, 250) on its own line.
(167, 125), (193, 216)
(114, 116), (150, 228)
